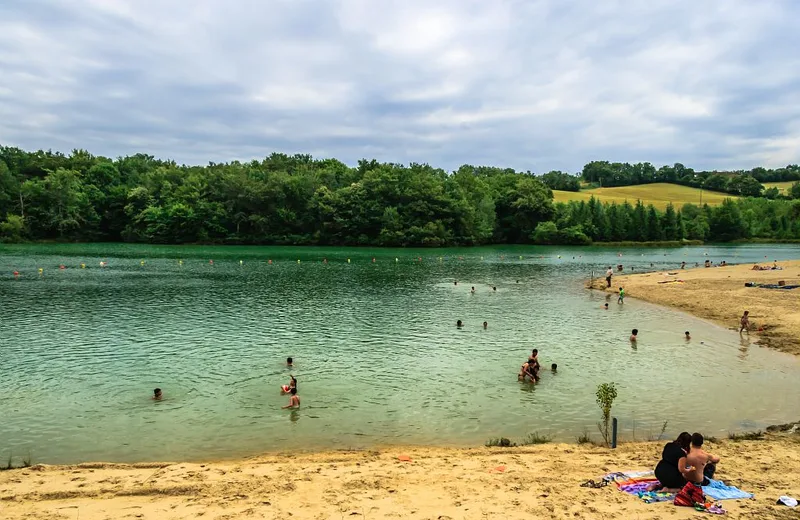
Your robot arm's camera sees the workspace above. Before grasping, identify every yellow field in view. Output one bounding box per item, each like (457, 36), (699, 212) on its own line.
(552, 183), (736, 210)
(763, 181), (797, 193)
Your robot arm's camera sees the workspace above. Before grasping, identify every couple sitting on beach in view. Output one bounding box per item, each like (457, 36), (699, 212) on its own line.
(651, 432), (720, 492)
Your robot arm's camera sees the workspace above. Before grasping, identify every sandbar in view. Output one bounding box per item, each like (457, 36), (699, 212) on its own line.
(589, 259), (800, 356)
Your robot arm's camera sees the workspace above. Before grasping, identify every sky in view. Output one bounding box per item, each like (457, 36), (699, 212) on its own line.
(1, 0), (799, 173)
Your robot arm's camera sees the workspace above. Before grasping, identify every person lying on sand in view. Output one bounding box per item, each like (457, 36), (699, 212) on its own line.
(282, 387), (300, 409)
(683, 433), (720, 485)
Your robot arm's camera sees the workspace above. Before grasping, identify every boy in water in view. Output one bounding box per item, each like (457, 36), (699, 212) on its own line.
(286, 357), (293, 367)
(153, 388), (162, 400)
(618, 287), (625, 304)
(603, 303), (609, 310)
(456, 320), (463, 328)
(471, 286), (476, 294)
(282, 387), (300, 409)
(483, 321), (488, 329)
(740, 311), (750, 334)
(630, 329), (638, 342)
(551, 363), (557, 373)
(685, 331), (691, 340)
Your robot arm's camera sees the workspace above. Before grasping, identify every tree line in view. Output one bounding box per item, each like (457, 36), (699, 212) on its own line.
(1, 146), (800, 246)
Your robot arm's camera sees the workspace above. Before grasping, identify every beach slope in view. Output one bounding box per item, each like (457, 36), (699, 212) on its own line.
(2, 438), (800, 519)
(589, 260), (800, 356)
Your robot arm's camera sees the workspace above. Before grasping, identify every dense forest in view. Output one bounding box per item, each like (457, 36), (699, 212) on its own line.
(1, 146), (800, 246)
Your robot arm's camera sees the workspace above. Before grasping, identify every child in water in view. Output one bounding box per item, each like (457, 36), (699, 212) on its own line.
(685, 331), (691, 340)
(551, 363), (557, 373)
(282, 388), (300, 409)
(618, 287), (625, 304)
(153, 388), (162, 400)
(483, 321), (488, 329)
(630, 329), (638, 342)
(740, 311), (750, 333)
(286, 357), (293, 367)
(281, 375), (297, 394)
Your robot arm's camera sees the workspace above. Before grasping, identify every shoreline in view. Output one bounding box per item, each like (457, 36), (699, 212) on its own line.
(588, 260), (800, 357)
(2, 434), (799, 519)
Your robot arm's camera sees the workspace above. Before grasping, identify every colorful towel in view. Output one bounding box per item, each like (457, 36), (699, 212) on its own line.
(604, 471), (753, 502)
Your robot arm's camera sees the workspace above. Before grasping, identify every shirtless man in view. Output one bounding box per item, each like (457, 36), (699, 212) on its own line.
(282, 387), (300, 409)
(740, 311), (750, 334)
(682, 433), (720, 485)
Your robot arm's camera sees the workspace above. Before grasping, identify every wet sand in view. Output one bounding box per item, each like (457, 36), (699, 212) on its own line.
(589, 259), (800, 356)
(2, 436), (800, 520)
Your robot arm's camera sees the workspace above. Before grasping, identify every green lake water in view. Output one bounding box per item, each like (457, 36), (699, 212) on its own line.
(2, 243), (800, 464)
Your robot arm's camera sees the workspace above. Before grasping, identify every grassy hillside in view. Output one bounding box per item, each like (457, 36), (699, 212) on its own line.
(552, 183), (736, 210)
(764, 181), (797, 193)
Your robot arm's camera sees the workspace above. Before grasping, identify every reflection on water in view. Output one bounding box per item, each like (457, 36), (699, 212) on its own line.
(1, 243), (800, 464)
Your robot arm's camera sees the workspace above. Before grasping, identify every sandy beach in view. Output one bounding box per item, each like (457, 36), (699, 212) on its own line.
(2, 434), (800, 520)
(589, 259), (800, 356)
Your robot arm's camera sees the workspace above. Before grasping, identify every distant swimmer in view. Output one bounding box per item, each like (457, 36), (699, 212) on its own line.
(153, 388), (163, 400)
(492, 286), (497, 291)
(604, 303), (609, 310)
(483, 321), (488, 329)
(471, 286), (476, 294)
(456, 320), (463, 328)
(281, 375), (297, 394)
(630, 329), (638, 342)
(618, 287), (625, 304)
(518, 360), (539, 382)
(286, 357), (293, 367)
(685, 331), (691, 341)
(551, 363), (557, 373)
(454, 280), (458, 286)
(282, 387), (300, 409)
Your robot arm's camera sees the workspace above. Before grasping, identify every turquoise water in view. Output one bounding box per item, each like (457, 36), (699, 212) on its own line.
(2, 243), (800, 464)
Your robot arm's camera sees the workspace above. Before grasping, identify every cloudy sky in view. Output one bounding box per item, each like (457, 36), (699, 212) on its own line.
(1, 0), (799, 172)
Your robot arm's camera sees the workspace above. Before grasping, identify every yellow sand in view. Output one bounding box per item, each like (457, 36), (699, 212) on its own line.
(2, 438), (800, 519)
(589, 260), (800, 356)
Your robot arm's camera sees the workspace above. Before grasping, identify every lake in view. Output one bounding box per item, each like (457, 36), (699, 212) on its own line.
(2, 243), (800, 464)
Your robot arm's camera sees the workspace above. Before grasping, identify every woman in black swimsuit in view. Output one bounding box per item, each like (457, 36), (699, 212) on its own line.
(654, 432), (692, 491)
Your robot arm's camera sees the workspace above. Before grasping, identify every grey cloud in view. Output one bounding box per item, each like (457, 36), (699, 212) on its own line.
(0, 0), (799, 172)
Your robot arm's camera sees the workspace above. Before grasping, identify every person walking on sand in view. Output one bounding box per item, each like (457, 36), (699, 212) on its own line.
(740, 311), (750, 334)
(617, 287), (625, 304)
(282, 387), (300, 409)
(605, 266), (613, 288)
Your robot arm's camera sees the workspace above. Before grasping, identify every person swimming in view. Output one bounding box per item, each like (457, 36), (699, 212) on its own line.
(471, 286), (476, 294)
(153, 388), (162, 400)
(685, 331), (691, 340)
(603, 303), (609, 310)
(483, 321), (488, 329)
(286, 357), (293, 367)
(518, 360), (539, 382)
(456, 320), (463, 328)
(282, 387), (300, 409)
(630, 329), (638, 342)
(492, 286), (497, 291)
(281, 375), (297, 394)
(551, 363), (557, 372)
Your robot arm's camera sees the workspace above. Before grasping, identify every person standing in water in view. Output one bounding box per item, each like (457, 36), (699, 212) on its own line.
(740, 311), (750, 334)
(630, 329), (638, 342)
(618, 287), (625, 304)
(456, 320), (463, 328)
(471, 286), (476, 294)
(685, 331), (691, 341)
(286, 357), (293, 367)
(282, 387), (300, 409)
(153, 388), (163, 400)
(483, 321), (488, 329)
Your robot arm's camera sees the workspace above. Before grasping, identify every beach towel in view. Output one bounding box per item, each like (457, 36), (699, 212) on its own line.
(604, 471), (753, 502)
(703, 479), (754, 500)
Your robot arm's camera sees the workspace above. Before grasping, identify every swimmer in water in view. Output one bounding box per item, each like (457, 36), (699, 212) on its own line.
(630, 329), (638, 342)
(282, 387), (300, 409)
(492, 286), (497, 291)
(471, 286), (476, 294)
(551, 363), (557, 373)
(604, 303), (609, 310)
(281, 375), (297, 394)
(153, 388), (163, 400)
(685, 331), (691, 340)
(518, 360), (539, 382)
(456, 320), (463, 328)
(483, 321), (488, 329)
(287, 357), (293, 367)
(454, 280), (458, 286)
